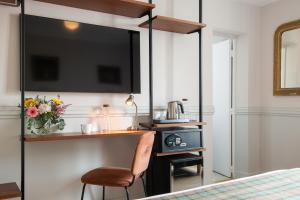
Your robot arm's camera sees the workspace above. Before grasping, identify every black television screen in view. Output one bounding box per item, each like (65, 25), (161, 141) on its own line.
(25, 15), (141, 93)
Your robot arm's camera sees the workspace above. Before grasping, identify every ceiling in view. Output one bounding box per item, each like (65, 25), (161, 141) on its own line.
(231, 0), (280, 6)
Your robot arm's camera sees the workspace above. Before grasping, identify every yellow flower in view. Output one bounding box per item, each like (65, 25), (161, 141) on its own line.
(52, 98), (63, 105)
(25, 98), (38, 108)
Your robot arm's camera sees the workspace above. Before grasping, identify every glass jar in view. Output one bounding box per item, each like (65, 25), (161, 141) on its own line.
(101, 104), (111, 132)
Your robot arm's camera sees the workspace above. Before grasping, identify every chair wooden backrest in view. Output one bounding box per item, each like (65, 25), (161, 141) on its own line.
(131, 132), (154, 177)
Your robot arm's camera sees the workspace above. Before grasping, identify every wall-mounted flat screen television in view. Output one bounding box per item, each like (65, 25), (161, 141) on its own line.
(25, 15), (141, 93)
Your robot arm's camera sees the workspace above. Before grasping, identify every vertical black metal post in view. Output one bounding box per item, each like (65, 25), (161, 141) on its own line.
(198, 0), (203, 122)
(148, 0), (153, 122)
(20, 0), (25, 199)
(146, 4), (153, 195)
(198, 0), (204, 182)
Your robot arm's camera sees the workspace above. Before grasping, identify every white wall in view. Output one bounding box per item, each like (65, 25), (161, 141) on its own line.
(0, 0), (267, 199)
(204, 0), (262, 178)
(260, 0), (300, 172)
(200, 0), (300, 178)
(181, 0), (262, 178)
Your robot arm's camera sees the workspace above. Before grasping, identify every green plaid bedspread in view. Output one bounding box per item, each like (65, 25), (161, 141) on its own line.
(143, 168), (300, 200)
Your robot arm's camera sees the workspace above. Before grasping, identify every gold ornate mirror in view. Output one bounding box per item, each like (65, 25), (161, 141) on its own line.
(274, 20), (300, 96)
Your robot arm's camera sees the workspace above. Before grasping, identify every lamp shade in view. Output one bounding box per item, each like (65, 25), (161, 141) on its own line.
(125, 95), (135, 106)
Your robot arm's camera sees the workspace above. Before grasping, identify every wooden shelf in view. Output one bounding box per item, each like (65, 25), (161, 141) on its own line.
(34, 0), (155, 18)
(156, 148), (206, 157)
(139, 15), (206, 34)
(140, 121), (207, 129)
(0, 0), (19, 6)
(0, 183), (21, 199)
(24, 130), (155, 142)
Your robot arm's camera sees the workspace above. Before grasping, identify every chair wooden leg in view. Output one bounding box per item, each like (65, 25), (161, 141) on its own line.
(102, 186), (105, 200)
(141, 176), (147, 197)
(81, 184), (86, 200)
(125, 187), (129, 200)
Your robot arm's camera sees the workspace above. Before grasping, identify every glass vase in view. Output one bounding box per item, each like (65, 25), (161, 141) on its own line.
(27, 119), (59, 135)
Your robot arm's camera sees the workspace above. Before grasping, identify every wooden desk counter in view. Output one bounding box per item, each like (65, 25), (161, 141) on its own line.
(24, 130), (155, 142)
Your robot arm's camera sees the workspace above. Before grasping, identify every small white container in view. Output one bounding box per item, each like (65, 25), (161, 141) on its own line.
(81, 124), (93, 134)
(154, 109), (167, 120)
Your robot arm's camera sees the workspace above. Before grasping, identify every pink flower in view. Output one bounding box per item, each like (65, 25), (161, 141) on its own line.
(56, 104), (71, 115)
(26, 107), (39, 118)
(56, 107), (65, 115)
(56, 105), (66, 115)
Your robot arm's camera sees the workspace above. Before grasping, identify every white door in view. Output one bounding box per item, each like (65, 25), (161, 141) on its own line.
(212, 38), (233, 178)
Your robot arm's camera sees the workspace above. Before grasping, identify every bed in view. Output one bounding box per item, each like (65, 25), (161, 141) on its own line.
(140, 168), (300, 200)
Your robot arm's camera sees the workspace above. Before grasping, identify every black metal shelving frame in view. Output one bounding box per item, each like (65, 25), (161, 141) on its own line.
(147, 0), (203, 123)
(7, 0), (203, 199)
(146, 0), (203, 196)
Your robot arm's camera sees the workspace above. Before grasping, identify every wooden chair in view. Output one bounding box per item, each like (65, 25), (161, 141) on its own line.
(80, 132), (154, 200)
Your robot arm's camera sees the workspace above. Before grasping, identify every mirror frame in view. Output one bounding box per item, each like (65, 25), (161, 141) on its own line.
(274, 19), (300, 96)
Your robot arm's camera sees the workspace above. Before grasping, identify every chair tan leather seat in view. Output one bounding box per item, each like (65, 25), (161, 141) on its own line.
(81, 167), (133, 187)
(80, 132), (155, 200)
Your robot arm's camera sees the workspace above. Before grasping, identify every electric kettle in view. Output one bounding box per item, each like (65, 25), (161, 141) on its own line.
(167, 101), (184, 120)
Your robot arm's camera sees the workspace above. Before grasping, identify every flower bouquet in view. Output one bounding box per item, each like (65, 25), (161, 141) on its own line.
(24, 96), (70, 135)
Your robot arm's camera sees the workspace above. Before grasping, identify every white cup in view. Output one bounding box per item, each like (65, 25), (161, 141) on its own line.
(81, 124), (93, 134)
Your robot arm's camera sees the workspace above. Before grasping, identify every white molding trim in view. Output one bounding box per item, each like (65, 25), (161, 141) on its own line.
(0, 106), (20, 119)
(3, 105), (300, 119)
(235, 107), (300, 117)
(0, 105), (215, 119)
(235, 107), (262, 116)
(260, 107), (300, 117)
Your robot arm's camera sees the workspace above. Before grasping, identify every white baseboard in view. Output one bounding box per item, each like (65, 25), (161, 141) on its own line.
(234, 170), (262, 178)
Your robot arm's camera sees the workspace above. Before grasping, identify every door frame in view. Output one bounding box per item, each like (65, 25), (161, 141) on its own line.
(230, 37), (236, 178)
